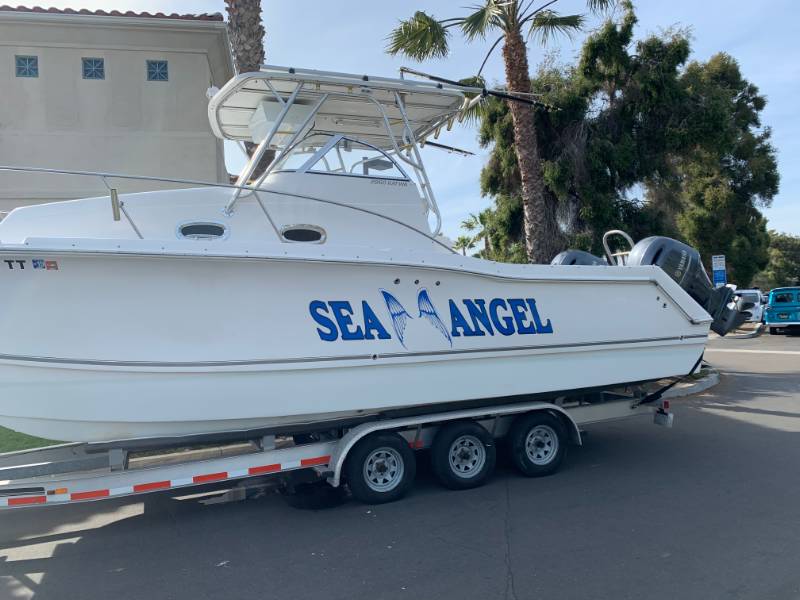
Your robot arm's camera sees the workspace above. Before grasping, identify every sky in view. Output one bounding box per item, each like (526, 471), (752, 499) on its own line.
(41, 0), (800, 241)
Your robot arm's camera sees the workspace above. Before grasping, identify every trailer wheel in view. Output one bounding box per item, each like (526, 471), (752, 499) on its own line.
(430, 421), (496, 490)
(509, 413), (566, 477)
(344, 432), (416, 504)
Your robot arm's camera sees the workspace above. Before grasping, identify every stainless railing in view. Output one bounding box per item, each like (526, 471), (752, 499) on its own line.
(0, 165), (456, 253)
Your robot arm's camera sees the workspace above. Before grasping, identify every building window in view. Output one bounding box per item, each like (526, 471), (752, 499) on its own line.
(82, 57), (105, 80)
(146, 60), (168, 81)
(15, 55), (38, 78)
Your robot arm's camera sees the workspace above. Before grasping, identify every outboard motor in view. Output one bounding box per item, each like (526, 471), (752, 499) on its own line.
(550, 250), (608, 266)
(627, 237), (745, 336)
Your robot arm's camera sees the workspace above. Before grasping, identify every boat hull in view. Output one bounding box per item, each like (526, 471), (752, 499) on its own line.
(0, 249), (709, 442)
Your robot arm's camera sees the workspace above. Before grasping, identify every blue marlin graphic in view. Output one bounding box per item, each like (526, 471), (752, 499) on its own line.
(417, 288), (452, 346)
(380, 289), (412, 348)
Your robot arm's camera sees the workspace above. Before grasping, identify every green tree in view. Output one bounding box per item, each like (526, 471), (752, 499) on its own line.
(453, 235), (476, 256)
(753, 232), (800, 288)
(387, 0), (610, 264)
(461, 210), (494, 257)
(676, 54), (779, 286)
(478, 4), (692, 257)
(475, 3), (779, 279)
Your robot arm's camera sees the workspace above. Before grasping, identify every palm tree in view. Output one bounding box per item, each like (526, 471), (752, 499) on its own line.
(453, 235), (476, 256)
(388, 0), (609, 263)
(462, 210), (494, 257)
(225, 0), (270, 176)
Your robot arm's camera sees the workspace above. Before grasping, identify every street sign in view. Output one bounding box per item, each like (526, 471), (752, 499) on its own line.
(711, 254), (727, 288)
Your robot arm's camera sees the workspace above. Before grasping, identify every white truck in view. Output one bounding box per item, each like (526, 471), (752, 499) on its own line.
(735, 289), (765, 322)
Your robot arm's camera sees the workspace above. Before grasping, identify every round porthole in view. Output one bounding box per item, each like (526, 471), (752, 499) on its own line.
(179, 222), (227, 240)
(281, 225), (326, 243)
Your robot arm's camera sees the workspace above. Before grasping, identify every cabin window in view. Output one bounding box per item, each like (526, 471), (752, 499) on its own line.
(281, 225), (326, 243)
(82, 57), (105, 80)
(15, 55), (38, 78)
(179, 222), (226, 240)
(147, 60), (169, 82)
(773, 292), (795, 303)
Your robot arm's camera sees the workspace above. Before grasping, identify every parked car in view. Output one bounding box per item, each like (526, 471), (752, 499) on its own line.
(764, 287), (800, 334)
(735, 289), (764, 322)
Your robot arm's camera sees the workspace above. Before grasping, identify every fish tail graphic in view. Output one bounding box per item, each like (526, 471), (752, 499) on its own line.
(417, 288), (452, 346)
(380, 289), (411, 348)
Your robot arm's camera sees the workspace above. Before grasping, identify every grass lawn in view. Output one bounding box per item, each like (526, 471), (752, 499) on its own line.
(0, 426), (58, 453)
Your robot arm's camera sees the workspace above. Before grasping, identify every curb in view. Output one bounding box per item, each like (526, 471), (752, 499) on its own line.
(661, 369), (720, 400)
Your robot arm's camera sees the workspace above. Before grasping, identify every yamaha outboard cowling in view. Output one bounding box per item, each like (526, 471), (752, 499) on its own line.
(550, 250), (608, 266)
(627, 237), (745, 336)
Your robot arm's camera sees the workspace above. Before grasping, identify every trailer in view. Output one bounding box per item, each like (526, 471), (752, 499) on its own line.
(0, 388), (675, 509)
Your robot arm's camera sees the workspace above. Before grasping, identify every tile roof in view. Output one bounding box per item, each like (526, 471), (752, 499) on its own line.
(0, 5), (223, 21)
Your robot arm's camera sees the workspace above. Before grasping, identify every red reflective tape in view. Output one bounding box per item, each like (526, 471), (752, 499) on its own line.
(71, 489), (110, 501)
(193, 472), (228, 483)
(409, 440), (424, 449)
(134, 480), (171, 493)
(301, 455), (331, 467)
(9, 495), (46, 506)
(249, 464), (281, 475)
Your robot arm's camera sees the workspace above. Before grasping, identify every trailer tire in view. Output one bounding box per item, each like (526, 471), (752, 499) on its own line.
(344, 432), (416, 504)
(509, 412), (566, 477)
(431, 421), (496, 490)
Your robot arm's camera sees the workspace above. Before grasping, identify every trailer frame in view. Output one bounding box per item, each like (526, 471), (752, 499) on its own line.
(0, 390), (672, 509)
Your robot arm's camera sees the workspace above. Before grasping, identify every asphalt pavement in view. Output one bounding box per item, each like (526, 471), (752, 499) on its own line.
(1, 330), (799, 600)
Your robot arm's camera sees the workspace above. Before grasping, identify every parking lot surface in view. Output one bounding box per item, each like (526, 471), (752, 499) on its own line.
(1, 331), (799, 600)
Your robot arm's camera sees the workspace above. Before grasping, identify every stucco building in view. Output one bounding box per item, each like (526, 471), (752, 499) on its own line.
(0, 6), (234, 215)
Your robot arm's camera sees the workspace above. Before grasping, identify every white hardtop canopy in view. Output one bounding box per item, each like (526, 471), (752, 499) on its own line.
(208, 65), (477, 150)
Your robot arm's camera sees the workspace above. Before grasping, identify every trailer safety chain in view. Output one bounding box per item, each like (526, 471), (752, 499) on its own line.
(636, 354), (705, 407)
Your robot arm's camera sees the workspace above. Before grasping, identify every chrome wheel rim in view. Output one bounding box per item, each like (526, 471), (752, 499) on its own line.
(363, 447), (404, 492)
(448, 435), (486, 478)
(525, 425), (558, 466)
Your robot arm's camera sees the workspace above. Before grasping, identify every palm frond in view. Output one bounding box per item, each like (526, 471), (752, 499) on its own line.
(529, 10), (585, 46)
(586, 0), (615, 13)
(462, 214), (479, 231)
(461, 1), (503, 41)
(386, 11), (452, 60)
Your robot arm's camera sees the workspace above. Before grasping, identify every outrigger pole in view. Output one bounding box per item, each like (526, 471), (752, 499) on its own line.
(398, 67), (559, 110)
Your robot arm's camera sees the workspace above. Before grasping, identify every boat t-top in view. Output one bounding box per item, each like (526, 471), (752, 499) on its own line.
(0, 65), (742, 443)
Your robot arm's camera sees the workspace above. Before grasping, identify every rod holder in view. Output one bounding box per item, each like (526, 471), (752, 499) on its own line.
(110, 188), (121, 221)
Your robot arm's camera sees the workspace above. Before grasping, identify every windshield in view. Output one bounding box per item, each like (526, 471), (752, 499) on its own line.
(272, 134), (408, 180)
(772, 291), (797, 303)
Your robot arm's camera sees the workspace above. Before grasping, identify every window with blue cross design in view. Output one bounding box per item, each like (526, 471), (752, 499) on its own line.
(146, 60), (168, 82)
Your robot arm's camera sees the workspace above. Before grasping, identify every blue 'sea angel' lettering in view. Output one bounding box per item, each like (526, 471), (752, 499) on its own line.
(380, 289), (411, 348)
(417, 289), (452, 346)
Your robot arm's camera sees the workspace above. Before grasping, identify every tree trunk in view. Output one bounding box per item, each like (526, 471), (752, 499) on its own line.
(225, 0), (272, 177)
(225, 0), (265, 74)
(501, 27), (561, 263)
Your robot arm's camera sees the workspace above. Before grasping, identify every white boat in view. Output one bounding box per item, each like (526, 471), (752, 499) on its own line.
(0, 66), (741, 443)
